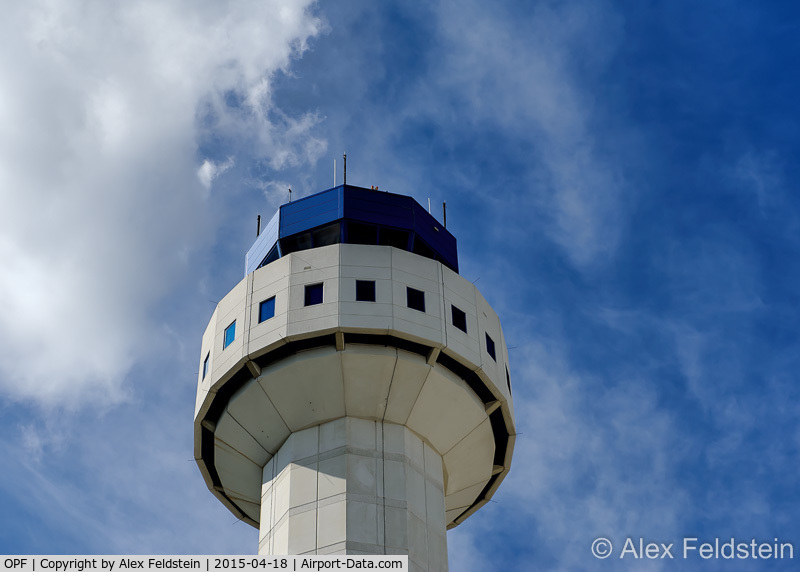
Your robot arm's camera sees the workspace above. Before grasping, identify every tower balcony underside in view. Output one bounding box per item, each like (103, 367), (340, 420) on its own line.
(195, 244), (515, 531)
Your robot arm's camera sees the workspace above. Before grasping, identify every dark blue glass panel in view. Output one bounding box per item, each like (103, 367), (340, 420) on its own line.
(279, 188), (343, 238)
(259, 297), (276, 323)
(224, 320), (236, 349)
(305, 283), (323, 306)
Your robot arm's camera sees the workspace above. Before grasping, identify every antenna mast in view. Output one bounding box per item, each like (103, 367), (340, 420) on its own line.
(343, 153), (347, 185)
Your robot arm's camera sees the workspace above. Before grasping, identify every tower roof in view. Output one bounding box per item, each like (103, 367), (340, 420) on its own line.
(245, 185), (458, 276)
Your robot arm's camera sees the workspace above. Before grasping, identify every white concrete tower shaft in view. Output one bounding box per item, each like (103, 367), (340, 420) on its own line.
(195, 186), (515, 570)
(259, 418), (446, 563)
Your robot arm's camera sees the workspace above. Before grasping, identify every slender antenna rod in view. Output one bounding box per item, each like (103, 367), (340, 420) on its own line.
(256, 214), (261, 237)
(343, 153), (347, 185)
(334, 159), (337, 187)
(428, 198), (431, 214)
(443, 202), (447, 228)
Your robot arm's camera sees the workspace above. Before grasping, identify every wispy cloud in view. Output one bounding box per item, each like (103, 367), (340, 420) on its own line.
(732, 150), (783, 213)
(487, 337), (687, 571)
(0, 368), (257, 553)
(197, 157), (235, 191)
(428, 0), (631, 269)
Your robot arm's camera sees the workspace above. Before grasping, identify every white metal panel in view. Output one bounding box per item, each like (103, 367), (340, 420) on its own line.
(341, 345), (396, 419)
(423, 441), (445, 488)
(442, 418), (494, 494)
(474, 287), (505, 399)
(248, 272), (290, 355)
(275, 425), (319, 472)
(211, 276), (249, 383)
(215, 411), (270, 466)
(383, 351), (431, 425)
(233, 499), (261, 523)
(338, 311), (394, 332)
(214, 440), (262, 505)
(196, 308), (218, 418)
(258, 350), (346, 432)
(317, 500), (347, 549)
(251, 254), (291, 292)
(226, 378), (291, 455)
(339, 243), (392, 269)
(444, 481), (486, 512)
(406, 366), (487, 455)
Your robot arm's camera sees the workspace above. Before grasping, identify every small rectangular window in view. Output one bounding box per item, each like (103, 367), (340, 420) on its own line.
(506, 366), (511, 393)
(451, 305), (467, 333)
(224, 320), (236, 349)
(305, 283), (324, 306)
(202, 352), (209, 379)
(407, 287), (425, 312)
(259, 296), (276, 323)
(356, 280), (376, 302)
(485, 333), (496, 361)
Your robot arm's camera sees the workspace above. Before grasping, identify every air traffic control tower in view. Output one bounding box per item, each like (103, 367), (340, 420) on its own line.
(194, 184), (515, 569)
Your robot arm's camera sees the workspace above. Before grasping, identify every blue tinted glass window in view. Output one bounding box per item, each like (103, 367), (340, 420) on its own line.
(305, 283), (323, 306)
(259, 296), (276, 323)
(202, 353), (209, 379)
(224, 320), (236, 349)
(259, 243), (280, 269)
(412, 236), (435, 260)
(485, 333), (496, 361)
(312, 223), (341, 247)
(379, 227), (410, 249)
(346, 222), (378, 245)
(281, 231), (313, 255)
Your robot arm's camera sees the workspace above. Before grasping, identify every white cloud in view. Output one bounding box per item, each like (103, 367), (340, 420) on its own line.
(0, 1), (325, 406)
(197, 157), (235, 190)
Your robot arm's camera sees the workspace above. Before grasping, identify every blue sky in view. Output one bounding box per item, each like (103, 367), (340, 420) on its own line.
(1, 0), (799, 569)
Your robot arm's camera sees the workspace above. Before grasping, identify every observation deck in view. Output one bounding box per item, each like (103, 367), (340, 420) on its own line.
(245, 185), (459, 276)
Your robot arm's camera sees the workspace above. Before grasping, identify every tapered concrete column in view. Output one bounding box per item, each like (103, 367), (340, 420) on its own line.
(258, 417), (448, 571)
